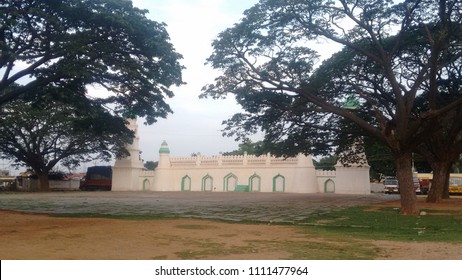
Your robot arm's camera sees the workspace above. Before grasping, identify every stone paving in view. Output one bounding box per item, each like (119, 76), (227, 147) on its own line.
(0, 191), (399, 224)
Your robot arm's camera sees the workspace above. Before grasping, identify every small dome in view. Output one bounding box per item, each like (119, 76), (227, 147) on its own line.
(159, 140), (170, 154)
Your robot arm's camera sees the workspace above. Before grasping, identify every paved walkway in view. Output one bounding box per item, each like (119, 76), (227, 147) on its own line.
(0, 192), (398, 223)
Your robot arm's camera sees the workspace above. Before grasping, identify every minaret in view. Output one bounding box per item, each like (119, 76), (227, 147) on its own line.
(158, 140), (171, 168)
(155, 140), (171, 191)
(112, 119), (144, 191)
(333, 97), (370, 194)
(124, 119), (144, 167)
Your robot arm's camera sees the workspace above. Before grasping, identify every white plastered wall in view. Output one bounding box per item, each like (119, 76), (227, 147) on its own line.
(112, 120), (371, 194)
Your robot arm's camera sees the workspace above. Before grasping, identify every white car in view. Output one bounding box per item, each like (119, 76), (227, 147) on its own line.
(384, 177), (421, 194)
(384, 177), (399, 194)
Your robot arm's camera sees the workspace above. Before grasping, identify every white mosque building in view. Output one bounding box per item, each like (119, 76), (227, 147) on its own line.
(112, 119), (371, 194)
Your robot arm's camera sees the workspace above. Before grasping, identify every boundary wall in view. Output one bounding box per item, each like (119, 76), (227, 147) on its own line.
(112, 120), (370, 194)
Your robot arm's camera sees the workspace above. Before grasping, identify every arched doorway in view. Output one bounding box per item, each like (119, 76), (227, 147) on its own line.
(142, 179), (150, 191)
(249, 173), (261, 192)
(272, 174), (285, 192)
(324, 179), (335, 193)
(181, 175), (191, 191)
(202, 174), (213, 192)
(224, 173), (238, 192)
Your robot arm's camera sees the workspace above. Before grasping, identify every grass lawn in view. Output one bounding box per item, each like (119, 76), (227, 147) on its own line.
(297, 205), (462, 242)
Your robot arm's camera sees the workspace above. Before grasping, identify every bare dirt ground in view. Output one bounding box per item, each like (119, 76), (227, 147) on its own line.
(1, 196), (462, 260)
(0, 210), (301, 260)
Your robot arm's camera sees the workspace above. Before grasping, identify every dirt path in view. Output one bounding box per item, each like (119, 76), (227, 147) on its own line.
(1, 210), (461, 260)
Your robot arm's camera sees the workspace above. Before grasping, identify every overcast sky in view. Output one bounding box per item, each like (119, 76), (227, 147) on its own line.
(130, 0), (342, 164)
(128, 0), (260, 163)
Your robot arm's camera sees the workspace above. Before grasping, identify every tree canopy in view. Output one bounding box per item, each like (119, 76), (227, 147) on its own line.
(144, 160), (158, 171)
(202, 0), (462, 214)
(0, 0), (184, 124)
(0, 90), (133, 191)
(222, 140), (266, 156)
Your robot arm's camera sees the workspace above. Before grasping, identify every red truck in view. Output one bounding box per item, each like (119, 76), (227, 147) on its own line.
(79, 166), (112, 191)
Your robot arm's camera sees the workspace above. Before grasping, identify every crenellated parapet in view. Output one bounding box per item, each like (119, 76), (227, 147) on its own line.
(168, 152), (305, 168)
(316, 170), (337, 177)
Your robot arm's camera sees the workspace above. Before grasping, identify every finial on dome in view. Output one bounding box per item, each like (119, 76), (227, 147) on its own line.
(159, 140), (170, 154)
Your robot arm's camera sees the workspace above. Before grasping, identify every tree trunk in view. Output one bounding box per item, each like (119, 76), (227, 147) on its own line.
(443, 179), (450, 199)
(395, 152), (419, 215)
(427, 161), (451, 202)
(37, 172), (51, 192)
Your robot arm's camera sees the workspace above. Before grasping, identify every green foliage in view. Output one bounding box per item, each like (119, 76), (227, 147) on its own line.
(203, 0), (462, 154)
(0, 91), (133, 186)
(364, 140), (396, 179)
(144, 161), (158, 170)
(313, 155), (337, 170)
(222, 140), (266, 156)
(452, 158), (462, 173)
(0, 0), (184, 124)
(202, 0), (462, 212)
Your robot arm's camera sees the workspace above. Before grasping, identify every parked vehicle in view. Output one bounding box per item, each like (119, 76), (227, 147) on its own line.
(384, 176), (421, 194)
(0, 176), (17, 191)
(449, 175), (462, 195)
(384, 177), (399, 194)
(419, 178), (431, 195)
(413, 177), (422, 194)
(415, 173), (462, 195)
(79, 166), (112, 191)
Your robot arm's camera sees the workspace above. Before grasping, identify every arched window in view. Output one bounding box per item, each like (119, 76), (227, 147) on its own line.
(324, 179), (335, 193)
(202, 174), (213, 192)
(249, 173), (261, 192)
(181, 175), (191, 192)
(142, 179), (150, 191)
(272, 174), (285, 192)
(223, 173), (238, 192)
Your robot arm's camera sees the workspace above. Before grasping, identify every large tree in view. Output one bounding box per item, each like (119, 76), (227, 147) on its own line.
(416, 110), (462, 201)
(414, 58), (462, 202)
(202, 0), (462, 214)
(0, 0), (183, 124)
(0, 90), (133, 191)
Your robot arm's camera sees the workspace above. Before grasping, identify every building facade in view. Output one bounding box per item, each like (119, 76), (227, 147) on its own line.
(112, 120), (371, 194)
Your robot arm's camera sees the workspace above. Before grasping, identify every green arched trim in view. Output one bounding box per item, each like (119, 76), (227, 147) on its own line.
(181, 175), (191, 191)
(223, 173), (238, 192)
(249, 173), (261, 192)
(201, 174), (213, 192)
(272, 174), (285, 192)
